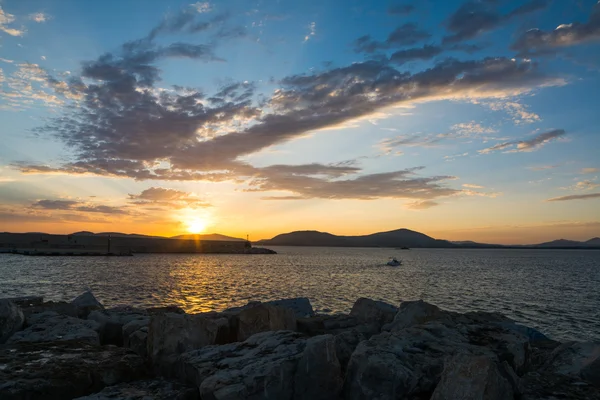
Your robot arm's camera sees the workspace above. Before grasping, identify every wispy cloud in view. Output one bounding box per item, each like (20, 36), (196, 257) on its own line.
(480, 101), (541, 124)
(528, 164), (559, 171)
(128, 187), (210, 208)
(405, 200), (439, 210)
(304, 22), (316, 42)
(547, 193), (600, 202)
(0, 5), (26, 36)
(479, 129), (566, 154)
(0, 58), (14, 63)
(32, 199), (129, 214)
(29, 12), (51, 23)
(463, 184), (484, 189)
(581, 168), (599, 174)
(190, 2), (212, 13)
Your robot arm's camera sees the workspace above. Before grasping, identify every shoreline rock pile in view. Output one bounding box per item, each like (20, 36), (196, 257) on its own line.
(0, 294), (598, 399)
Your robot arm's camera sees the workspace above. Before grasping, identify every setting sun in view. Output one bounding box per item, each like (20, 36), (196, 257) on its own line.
(186, 218), (208, 234)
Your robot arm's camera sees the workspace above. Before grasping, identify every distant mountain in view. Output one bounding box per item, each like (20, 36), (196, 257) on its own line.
(70, 231), (161, 239)
(257, 229), (456, 248)
(534, 238), (600, 248)
(171, 234), (245, 241)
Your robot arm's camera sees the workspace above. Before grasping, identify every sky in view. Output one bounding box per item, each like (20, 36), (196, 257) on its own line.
(0, 0), (599, 244)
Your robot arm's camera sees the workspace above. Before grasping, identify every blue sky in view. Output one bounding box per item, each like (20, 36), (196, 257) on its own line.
(0, 0), (599, 243)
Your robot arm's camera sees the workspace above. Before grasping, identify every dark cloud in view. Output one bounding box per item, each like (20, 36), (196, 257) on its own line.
(512, 2), (600, 56)
(32, 199), (128, 214)
(479, 129), (566, 154)
(353, 23), (431, 53)
(547, 193), (600, 202)
(390, 45), (444, 64)
(128, 187), (210, 208)
(32, 199), (79, 210)
(387, 4), (415, 16)
(443, 0), (550, 44)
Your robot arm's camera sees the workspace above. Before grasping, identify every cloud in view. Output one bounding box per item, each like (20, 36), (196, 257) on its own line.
(304, 22), (316, 42)
(528, 164), (558, 171)
(32, 199), (128, 214)
(388, 4), (415, 15)
(389, 45), (443, 65)
(29, 12), (50, 23)
(512, 2), (600, 55)
(450, 121), (496, 136)
(563, 179), (600, 191)
(478, 129), (566, 154)
(354, 23), (431, 53)
(128, 187), (210, 208)
(0, 6), (26, 36)
(406, 200), (439, 209)
(190, 2), (212, 13)
(546, 193), (600, 202)
(379, 135), (443, 154)
(0, 58), (14, 63)
(443, 0), (549, 44)
(481, 101), (541, 124)
(463, 184), (484, 188)
(581, 168), (599, 174)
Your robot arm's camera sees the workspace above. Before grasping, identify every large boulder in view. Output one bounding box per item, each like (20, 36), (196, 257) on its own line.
(384, 299), (452, 331)
(88, 307), (148, 346)
(123, 317), (151, 357)
(0, 299), (24, 344)
(73, 379), (198, 400)
(7, 312), (100, 344)
(0, 341), (147, 400)
(265, 297), (314, 318)
(350, 298), (398, 326)
(4, 295), (43, 307)
(147, 312), (230, 375)
(430, 354), (515, 400)
(180, 331), (343, 400)
(71, 291), (104, 318)
(23, 301), (79, 322)
(344, 301), (533, 399)
(549, 341), (600, 386)
(226, 302), (297, 342)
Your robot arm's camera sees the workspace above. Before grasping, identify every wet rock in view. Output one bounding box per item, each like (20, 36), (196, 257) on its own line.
(265, 297), (314, 318)
(226, 302), (297, 342)
(71, 291), (104, 318)
(0, 341), (147, 400)
(180, 331), (343, 400)
(350, 297), (397, 326)
(430, 354), (514, 400)
(384, 299), (451, 331)
(147, 305), (186, 315)
(0, 299), (24, 344)
(73, 379), (198, 400)
(147, 312), (230, 375)
(88, 308), (148, 346)
(7, 312), (100, 344)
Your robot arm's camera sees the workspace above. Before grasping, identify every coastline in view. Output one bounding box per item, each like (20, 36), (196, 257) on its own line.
(1, 293), (599, 399)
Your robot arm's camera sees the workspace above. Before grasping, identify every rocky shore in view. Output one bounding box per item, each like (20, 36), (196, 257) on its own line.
(1, 293), (598, 400)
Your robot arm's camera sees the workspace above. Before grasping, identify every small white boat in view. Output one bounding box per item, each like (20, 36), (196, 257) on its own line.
(387, 257), (402, 266)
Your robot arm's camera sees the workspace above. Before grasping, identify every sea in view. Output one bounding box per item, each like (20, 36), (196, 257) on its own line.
(1, 247), (599, 342)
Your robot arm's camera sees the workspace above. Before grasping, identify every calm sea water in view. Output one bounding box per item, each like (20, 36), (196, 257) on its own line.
(1, 247), (599, 342)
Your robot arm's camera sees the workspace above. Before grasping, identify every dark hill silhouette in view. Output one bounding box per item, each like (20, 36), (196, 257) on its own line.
(586, 237), (600, 246)
(257, 228), (456, 248)
(534, 238), (599, 248)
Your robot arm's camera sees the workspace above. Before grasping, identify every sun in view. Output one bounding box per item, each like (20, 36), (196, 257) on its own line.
(186, 218), (208, 234)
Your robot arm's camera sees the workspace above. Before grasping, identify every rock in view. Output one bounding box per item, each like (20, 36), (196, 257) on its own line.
(180, 331), (343, 400)
(7, 312), (100, 344)
(334, 329), (367, 372)
(226, 302), (297, 342)
(128, 328), (149, 358)
(147, 312), (230, 375)
(88, 308), (148, 346)
(265, 297), (314, 318)
(294, 335), (343, 400)
(4, 295), (43, 307)
(0, 341), (147, 400)
(499, 322), (549, 342)
(350, 297), (398, 326)
(23, 301), (79, 321)
(147, 305), (186, 315)
(245, 247), (277, 254)
(430, 354), (514, 400)
(0, 299), (24, 344)
(71, 291), (104, 318)
(549, 341), (600, 386)
(123, 318), (150, 347)
(384, 299), (451, 331)
(344, 301), (534, 399)
(73, 379), (198, 400)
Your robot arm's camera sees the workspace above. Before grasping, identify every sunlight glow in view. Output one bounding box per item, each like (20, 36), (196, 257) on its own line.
(186, 218), (208, 234)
